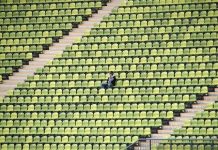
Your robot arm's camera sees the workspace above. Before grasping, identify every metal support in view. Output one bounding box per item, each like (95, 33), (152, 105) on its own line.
(149, 139), (151, 150)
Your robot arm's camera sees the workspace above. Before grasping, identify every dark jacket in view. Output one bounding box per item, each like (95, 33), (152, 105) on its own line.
(107, 76), (116, 86)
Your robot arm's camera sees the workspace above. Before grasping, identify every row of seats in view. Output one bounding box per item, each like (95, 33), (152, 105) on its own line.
(112, 9), (217, 16)
(0, 103), (184, 111)
(173, 127), (218, 135)
(0, 111), (176, 119)
(115, 3), (217, 13)
(90, 25), (218, 35)
(0, 127), (151, 135)
(59, 50), (217, 57)
(95, 23), (218, 31)
(100, 18), (217, 27)
(0, 52), (32, 59)
(11, 50), (206, 59)
(48, 56), (217, 65)
(102, 16), (217, 25)
(0, 118), (161, 127)
(0, 16), (85, 25)
(42, 67), (217, 74)
(0, 60), (23, 67)
(0, 143), (127, 150)
(26, 74), (217, 81)
(38, 65), (218, 74)
(101, 11), (218, 21)
(0, 113), (171, 121)
(9, 86), (208, 95)
(184, 119), (218, 127)
(1, 32), (217, 42)
(80, 33), (218, 42)
(157, 144), (218, 150)
(125, 0), (217, 5)
(2, 2), (215, 12)
(3, 25), (217, 34)
(40, 64), (217, 71)
(20, 78), (217, 88)
(0, 135), (138, 143)
(111, 10), (218, 17)
(0, 45), (42, 52)
(0, 0), (103, 3)
(2, 94), (196, 103)
(195, 111), (218, 118)
(0, 2), (102, 11)
(1, 117), (152, 127)
(205, 102), (218, 109)
(0, 116), (163, 126)
(63, 47), (217, 55)
(0, 23), (74, 31)
(0, 9), (92, 19)
(0, 38), (53, 45)
(16, 78), (218, 87)
(60, 41), (218, 50)
(0, 31), (63, 39)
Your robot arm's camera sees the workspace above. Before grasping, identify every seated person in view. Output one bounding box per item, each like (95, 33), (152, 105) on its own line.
(101, 71), (116, 89)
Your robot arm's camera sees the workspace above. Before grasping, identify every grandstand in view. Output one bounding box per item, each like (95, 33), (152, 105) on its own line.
(0, 0), (217, 150)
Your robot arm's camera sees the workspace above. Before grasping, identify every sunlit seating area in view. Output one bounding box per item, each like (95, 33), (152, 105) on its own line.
(0, 0), (217, 149)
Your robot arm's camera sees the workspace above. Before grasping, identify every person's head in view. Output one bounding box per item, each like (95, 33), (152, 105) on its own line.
(109, 71), (114, 76)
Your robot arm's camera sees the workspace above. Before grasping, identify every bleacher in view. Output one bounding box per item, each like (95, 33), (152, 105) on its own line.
(0, 0), (106, 83)
(0, 0), (217, 149)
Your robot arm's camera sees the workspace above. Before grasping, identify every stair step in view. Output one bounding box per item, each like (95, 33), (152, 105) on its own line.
(162, 126), (180, 130)
(204, 96), (217, 100)
(149, 134), (170, 139)
(210, 93), (218, 96)
(180, 114), (195, 117)
(158, 130), (173, 134)
(169, 122), (183, 126)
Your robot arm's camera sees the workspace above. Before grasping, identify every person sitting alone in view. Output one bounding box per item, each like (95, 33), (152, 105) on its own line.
(101, 71), (116, 89)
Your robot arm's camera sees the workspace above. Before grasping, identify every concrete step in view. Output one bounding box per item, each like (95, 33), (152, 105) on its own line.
(195, 101), (212, 105)
(169, 121), (184, 126)
(157, 129), (173, 134)
(185, 108), (201, 112)
(148, 134), (170, 139)
(0, 84), (17, 88)
(162, 126), (181, 130)
(204, 96), (217, 100)
(209, 93), (218, 96)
